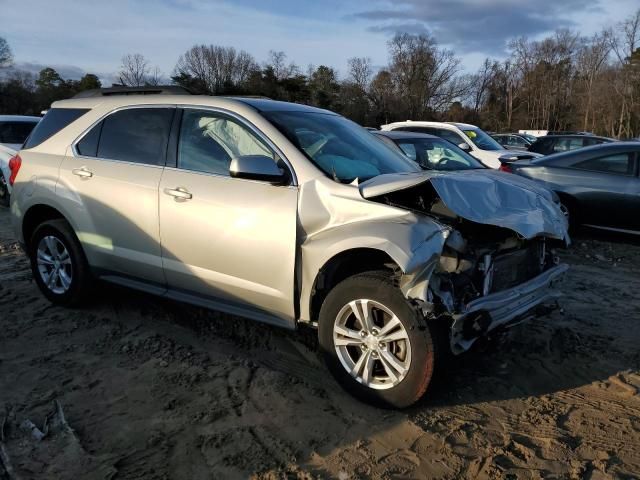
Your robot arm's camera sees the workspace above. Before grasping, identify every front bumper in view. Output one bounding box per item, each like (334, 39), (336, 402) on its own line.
(450, 263), (568, 354)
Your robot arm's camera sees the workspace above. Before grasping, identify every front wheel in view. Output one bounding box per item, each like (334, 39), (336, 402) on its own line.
(318, 271), (437, 408)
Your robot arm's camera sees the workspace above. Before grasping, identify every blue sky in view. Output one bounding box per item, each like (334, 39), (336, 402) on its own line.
(2, 0), (639, 84)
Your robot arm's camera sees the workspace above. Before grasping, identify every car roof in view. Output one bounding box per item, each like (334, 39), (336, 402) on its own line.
(445, 122), (478, 129)
(50, 95), (334, 115)
(383, 120), (464, 130)
(0, 115), (41, 122)
(535, 141), (639, 163)
(373, 130), (439, 140)
(534, 134), (614, 141)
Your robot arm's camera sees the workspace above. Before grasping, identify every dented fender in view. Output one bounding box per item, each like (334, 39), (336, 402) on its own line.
(298, 177), (451, 322)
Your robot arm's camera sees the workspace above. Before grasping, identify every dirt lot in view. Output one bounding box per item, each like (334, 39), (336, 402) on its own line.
(0, 206), (639, 480)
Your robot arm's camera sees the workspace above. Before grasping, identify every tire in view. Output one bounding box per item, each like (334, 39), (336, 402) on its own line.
(0, 172), (9, 208)
(28, 219), (92, 306)
(318, 271), (437, 409)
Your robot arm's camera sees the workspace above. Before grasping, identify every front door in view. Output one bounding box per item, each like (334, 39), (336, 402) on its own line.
(570, 151), (640, 230)
(158, 108), (298, 324)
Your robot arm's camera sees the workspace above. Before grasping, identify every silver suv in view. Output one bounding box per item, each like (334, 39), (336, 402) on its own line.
(9, 89), (569, 408)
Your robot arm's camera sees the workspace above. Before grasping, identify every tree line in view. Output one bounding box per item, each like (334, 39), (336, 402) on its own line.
(0, 8), (638, 137)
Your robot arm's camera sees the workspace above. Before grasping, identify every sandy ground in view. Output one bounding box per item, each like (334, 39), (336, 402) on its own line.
(0, 205), (639, 480)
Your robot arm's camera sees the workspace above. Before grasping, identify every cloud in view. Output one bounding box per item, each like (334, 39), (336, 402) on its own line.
(11, 62), (87, 80)
(0, 62), (118, 86)
(353, 0), (603, 54)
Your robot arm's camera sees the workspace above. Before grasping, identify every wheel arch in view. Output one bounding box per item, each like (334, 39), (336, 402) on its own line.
(308, 247), (401, 325)
(554, 191), (579, 226)
(22, 204), (70, 248)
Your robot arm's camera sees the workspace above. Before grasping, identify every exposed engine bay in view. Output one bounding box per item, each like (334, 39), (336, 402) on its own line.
(369, 180), (566, 353)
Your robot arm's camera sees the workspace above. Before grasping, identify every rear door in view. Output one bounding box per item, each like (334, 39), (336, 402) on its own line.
(568, 151), (640, 229)
(158, 107), (298, 325)
(59, 106), (175, 286)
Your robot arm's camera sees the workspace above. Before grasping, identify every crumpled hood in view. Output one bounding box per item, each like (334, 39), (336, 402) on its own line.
(359, 170), (569, 241)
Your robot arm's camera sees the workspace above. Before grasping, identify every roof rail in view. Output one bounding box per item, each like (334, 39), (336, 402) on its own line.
(73, 85), (193, 99)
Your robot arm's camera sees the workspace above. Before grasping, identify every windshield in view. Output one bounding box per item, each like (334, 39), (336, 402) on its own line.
(462, 128), (503, 151)
(393, 137), (485, 170)
(263, 111), (419, 182)
(522, 133), (537, 143)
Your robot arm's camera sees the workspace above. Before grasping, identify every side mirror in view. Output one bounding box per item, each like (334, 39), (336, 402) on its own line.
(457, 142), (471, 151)
(229, 155), (287, 184)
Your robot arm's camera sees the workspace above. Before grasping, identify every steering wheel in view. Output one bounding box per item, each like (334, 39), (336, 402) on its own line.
(438, 157), (451, 169)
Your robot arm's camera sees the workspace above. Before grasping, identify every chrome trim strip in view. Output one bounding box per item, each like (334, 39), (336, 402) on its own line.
(71, 103), (177, 158)
(162, 165), (298, 189)
(70, 103), (298, 186)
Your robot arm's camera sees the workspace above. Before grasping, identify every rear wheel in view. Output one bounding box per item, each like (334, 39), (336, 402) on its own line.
(0, 172), (9, 207)
(318, 271), (437, 408)
(29, 219), (92, 306)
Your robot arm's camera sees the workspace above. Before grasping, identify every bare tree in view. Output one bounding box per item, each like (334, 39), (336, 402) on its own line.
(174, 45), (257, 93)
(118, 53), (150, 87)
(347, 57), (373, 92)
(611, 8), (640, 63)
(265, 50), (299, 80)
(608, 9), (640, 137)
(146, 66), (163, 86)
(468, 58), (497, 114)
(0, 37), (13, 68)
(576, 32), (612, 130)
(387, 33), (464, 118)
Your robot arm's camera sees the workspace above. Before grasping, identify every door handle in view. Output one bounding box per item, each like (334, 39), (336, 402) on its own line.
(72, 167), (93, 178)
(164, 187), (193, 200)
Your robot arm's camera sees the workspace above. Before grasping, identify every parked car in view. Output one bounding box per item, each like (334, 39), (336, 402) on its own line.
(380, 121), (525, 169)
(9, 89), (569, 408)
(500, 142), (640, 233)
(0, 115), (41, 150)
(519, 130), (548, 138)
(492, 133), (534, 151)
(528, 134), (613, 155)
(546, 131), (594, 136)
(372, 130), (487, 170)
(0, 144), (16, 207)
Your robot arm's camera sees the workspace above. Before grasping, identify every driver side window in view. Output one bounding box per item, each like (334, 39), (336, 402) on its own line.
(178, 109), (275, 176)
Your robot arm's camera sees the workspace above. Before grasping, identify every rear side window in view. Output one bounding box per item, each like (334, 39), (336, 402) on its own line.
(23, 108), (88, 149)
(0, 121), (38, 145)
(530, 138), (552, 153)
(573, 153), (634, 175)
(584, 137), (607, 146)
(553, 137), (584, 153)
(96, 108), (174, 165)
(76, 121), (103, 157)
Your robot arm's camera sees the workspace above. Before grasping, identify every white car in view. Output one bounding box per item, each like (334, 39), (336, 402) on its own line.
(381, 121), (525, 169)
(0, 115), (41, 150)
(0, 143), (16, 207)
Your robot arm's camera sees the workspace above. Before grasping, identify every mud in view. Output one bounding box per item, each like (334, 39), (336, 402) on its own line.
(0, 206), (639, 479)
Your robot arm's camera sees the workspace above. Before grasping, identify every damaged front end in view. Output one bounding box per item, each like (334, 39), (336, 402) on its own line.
(359, 170), (570, 354)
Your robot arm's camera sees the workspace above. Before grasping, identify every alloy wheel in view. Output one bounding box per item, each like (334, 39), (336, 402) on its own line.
(37, 235), (73, 294)
(333, 299), (412, 390)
